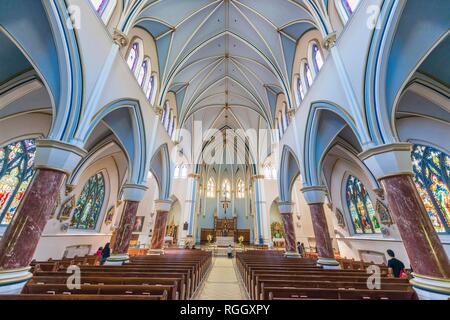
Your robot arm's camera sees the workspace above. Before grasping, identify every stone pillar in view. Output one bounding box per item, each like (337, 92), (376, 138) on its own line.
(149, 199), (172, 255)
(179, 173), (199, 247)
(278, 202), (300, 258)
(106, 184), (146, 265)
(253, 175), (270, 245)
(361, 143), (450, 300)
(0, 140), (84, 294)
(302, 186), (340, 269)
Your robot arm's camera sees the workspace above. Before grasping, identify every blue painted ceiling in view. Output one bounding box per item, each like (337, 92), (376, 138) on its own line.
(135, 0), (317, 132)
(0, 31), (32, 85)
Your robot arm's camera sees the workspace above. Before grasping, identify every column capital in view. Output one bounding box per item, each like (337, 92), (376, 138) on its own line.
(154, 199), (172, 212)
(301, 186), (327, 204)
(188, 173), (200, 180)
(359, 143), (413, 180)
(153, 105), (163, 117)
(323, 32), (337, 50)
(277, 201), (294, 214)
(112, 29), (129, 48)
(34, 139), (87, 175)
(121, 183), (148, 202)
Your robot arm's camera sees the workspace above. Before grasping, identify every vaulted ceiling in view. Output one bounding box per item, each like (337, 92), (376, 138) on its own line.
(134, 0), (318, 133)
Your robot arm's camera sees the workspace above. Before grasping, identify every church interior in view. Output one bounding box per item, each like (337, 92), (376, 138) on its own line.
(0, 0), (449, 301)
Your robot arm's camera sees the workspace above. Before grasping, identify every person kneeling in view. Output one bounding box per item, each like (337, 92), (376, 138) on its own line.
(227, 245), (233, 258)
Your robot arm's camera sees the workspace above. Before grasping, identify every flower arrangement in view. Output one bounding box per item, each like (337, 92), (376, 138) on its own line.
(207, 234), (213, 244)
(238, 235), (244, 245)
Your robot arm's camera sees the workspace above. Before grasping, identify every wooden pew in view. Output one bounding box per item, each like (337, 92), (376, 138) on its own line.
(266, 287), (417, 300)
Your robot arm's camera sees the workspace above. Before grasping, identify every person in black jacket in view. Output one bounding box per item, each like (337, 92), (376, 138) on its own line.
(387, 249), (405, 278)
(101, 243), (111, 265)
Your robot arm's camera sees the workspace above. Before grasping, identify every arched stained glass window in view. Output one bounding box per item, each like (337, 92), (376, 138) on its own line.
(411, 144), (450, 233)
(207, 178), (215, 198)
(304, 63), (313, 88)
(91, 0), (109, 14)
(237, 179), (245, 198)
(174, 165), (180, 178)
(181, 165), (187, 178)
(0, 139), (36, 225)
(346, 175), (381, 234)
(342, 0), (361, 16)
(284, 105), (290, 128)
(127, 42), (139, 72)
(146, 75), (154, 100)
(70, 172), (105, 230)
(161, 103), (168, 128)
(137, 60), (148, 87)
(296, 78), (305, 105)
(312, 44), (324, 72)
(222, 179), (231, 200)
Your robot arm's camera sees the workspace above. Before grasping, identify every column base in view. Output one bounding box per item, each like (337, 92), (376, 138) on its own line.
(104, 254), (129, 265)
(147, 249), (165, 256)
(284, 252), (301, 259)
(410, 273), (450, 300)
(0, 267), (33, 294)
(317, 257), (341, 269)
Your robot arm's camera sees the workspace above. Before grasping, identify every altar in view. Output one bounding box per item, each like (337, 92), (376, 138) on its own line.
(215, 236), (234, 247)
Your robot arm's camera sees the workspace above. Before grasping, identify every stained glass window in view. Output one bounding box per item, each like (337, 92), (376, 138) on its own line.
(222, 179), (231, 199)
(127, 43), (139, 72)
(342, 0), (361, 16)
(411, 144), (450, 233)
(137, 60), (148, 87)
(346, 175), (381, 234)
(146, 75), (154, 100)
(0, 139), (36, 225)
(237, 179), (245, 198)
(207, 178), (215, 198)
(304, 63), (313, 88)
(90, 0), (109, 14)
(312, 44), (324, 72)
(297, 78), (305, 105)
(70, 172), (105, 230)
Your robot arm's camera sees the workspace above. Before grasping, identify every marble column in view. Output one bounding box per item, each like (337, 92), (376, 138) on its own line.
(149, 199), (172, 255)
(361, 143), (450, 299)
(278, 202), (299, 258)
(0, 169), (65, 293)
(0, 140), (84, 294)
(106, 184), (146, 265)
(302, 187), (340, 269)
(106, 201), (140, 264)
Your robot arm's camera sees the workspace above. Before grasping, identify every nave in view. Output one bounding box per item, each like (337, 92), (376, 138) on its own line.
(0, 0), (449, 302)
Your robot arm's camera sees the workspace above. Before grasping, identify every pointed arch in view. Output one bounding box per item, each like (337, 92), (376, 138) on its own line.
(303, 101), (363, 187)
(83, 99), (147, 185)
(149, 143), (172, 200)
(278, 145), (301, 202)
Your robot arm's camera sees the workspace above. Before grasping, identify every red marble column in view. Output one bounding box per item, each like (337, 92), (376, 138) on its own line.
(381, 175), (450, 279)
(0, 169), (65, 269)
(111, 200), (140, 255)
(309, 203), (335, 260)
(150, 211), (169, 250)
(280, 213), (296, 253)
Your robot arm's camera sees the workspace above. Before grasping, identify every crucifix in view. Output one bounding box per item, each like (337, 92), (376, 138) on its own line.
(221, 196), (231, 218)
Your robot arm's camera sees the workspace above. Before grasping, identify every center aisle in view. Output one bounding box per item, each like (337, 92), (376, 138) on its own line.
(194, 256), (248, 300)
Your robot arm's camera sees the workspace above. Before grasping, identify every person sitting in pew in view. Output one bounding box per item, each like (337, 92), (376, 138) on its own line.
(101, 243), (111, 265)
(387, 249), (405, 278)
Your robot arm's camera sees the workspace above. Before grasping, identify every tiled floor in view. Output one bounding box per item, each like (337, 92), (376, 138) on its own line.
(195, 257), (248, 300)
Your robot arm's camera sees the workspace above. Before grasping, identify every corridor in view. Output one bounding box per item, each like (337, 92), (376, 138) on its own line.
(194, 257), (248, 300)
